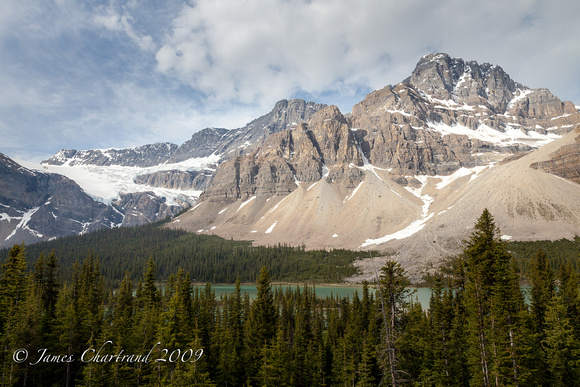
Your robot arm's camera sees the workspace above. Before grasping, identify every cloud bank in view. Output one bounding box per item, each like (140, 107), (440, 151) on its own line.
(0, 0), (579, 161)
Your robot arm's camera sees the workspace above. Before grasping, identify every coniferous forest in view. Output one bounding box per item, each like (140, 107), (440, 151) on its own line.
(0, 223), (379, 287)
(1, 209), (580, 386)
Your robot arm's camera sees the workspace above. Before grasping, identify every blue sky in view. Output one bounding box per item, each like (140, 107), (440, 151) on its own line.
(1, 0), (579, 162)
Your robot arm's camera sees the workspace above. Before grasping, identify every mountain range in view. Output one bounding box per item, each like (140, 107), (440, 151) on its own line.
(2, 53), (579, 280)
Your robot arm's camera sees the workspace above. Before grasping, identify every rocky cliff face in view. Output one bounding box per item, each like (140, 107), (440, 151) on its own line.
(408, 53), (521, 112)
(201, 105), (364, 202)
(112, 192), (182, 227)
(347, 53), (579, 178)
(200, 53), (578, 200)
(133, 170), (212, 191)
(530, 125), (580, 183)
(0, 153), (123, 248)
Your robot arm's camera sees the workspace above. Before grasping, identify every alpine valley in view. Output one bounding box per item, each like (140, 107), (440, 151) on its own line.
(2, 53), (580, 280)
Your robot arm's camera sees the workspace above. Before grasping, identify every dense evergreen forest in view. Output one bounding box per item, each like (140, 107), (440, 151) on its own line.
(1, 209), (579, 386)
(509, 237), (580, 277)
(0, 223), (380, 286)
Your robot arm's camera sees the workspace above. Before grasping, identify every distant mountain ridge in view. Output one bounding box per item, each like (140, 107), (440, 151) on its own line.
(1, 99), (326, 247)
(195, 53), (579, 203)
(43, 99), (326, 167)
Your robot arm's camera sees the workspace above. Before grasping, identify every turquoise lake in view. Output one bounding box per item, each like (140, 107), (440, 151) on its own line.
(193, 284), (433, 310)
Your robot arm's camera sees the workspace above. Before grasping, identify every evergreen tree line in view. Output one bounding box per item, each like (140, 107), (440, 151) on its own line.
(508, 237), (580, 279)
(0, 223), (379, 287)
(1, 209), (579, 386)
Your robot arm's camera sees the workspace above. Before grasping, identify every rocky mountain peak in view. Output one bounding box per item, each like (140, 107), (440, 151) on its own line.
(243, 99), (328, 136)
(409, 52), (522, 113)
(307, 104), (348, 126)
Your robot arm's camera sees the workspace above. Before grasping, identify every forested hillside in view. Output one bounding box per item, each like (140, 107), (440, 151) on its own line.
(1, 209), (579, 386)
(509, 237), (580, 276)
(0, 223), (377, 286)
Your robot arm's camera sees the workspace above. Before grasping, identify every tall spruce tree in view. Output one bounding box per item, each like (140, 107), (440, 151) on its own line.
(463, 209), (526, 387)
(541, 294), (580, 386)
(245, 266), (277, 383)
(530, 249), (555, 334)
(376, 260), (411, 386)
(0, 243), (28, 386)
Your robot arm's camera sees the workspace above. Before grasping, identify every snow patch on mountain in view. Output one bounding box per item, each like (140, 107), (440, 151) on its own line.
(20, 154), (218, 205)
(434, 165), (490, 189)
(344, 181), (364, 202)
(507, 89), (533, 109)
(427, 121), (560, 147)
(361, 175), (435, 247)
(265, 221), (277, 233)
(237, 196), (256, 212)
(5, 206), (42, 241)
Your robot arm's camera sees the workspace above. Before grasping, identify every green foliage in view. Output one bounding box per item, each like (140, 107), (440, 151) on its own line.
(1, 209), (579, 386)
(509, 236), (580, 280)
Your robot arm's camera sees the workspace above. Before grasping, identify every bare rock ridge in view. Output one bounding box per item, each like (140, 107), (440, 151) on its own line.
(43, 99), (326, 167)
(202, 105), (364, 202)
(44, 143), (179, 168)
(408, 53), (522, 112)
(408, 53), (576, 118)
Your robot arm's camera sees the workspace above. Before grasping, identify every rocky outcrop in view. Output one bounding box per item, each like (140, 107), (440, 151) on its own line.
(134, 170), (212, 191)
(112, 192), (182, 226)
(202, 106), (364, 202)
(508, 88), (577, 119)
(530, 126), (580, 183)
(349, 84), (530, 176)
(0, 153), (123, 248)
(168, 128), (229, 162)
(409, 53), (521, 113)
(211, 99), (327, 158)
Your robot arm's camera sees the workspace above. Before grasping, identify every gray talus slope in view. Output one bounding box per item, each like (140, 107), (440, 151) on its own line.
(384, 127), (580, 278)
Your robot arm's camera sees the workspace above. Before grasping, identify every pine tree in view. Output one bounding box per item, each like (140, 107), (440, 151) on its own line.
(463, 209), (526, 387)
(5, 276), (44, 386)
(423, 276), (454, 385)
(541, 294), (580, 386)
(133, 256), (161, 386)
(529, 249), (555, 334)
(245, 266), (278, 383)
(376, 260), (411, 386)
(109, 272), (136, 386)
(0, 243), (28, 386)
(558, 262), (580, 335)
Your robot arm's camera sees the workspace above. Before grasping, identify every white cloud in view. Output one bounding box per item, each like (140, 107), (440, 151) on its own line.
(92, 6), (156, 52)
(1, 0), (579, 162)
(156, 0), (580, 108)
